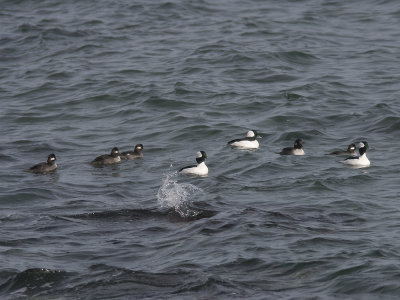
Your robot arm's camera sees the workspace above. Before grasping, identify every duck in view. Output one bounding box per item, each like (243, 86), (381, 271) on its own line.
(120, 144), (143, 160)
(340, 141), (370, 167)
(179, 151), (208, 176)
(28, 154), (57, 173)
(279, 138), (305, 155)
(329, 143), (356, 156)
(91, 147), (121, 165)
(228, 130), (260, 149)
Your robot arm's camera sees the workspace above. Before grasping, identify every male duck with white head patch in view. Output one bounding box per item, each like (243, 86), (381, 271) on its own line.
(179, 151), (208, 176)
(228, 130), (260, 149)
(340, 141), (370, 167)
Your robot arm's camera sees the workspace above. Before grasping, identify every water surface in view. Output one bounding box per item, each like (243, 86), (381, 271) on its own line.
(1, 0), (400, 299)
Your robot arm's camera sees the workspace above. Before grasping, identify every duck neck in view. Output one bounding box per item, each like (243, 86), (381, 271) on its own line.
(196, 158), (205, 164)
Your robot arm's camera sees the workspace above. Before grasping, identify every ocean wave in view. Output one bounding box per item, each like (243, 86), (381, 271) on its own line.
(273, 51), (319, 66)
(368, 116), (400, 133)
(0, 188), (56, 203)
(0, 268), (69, 299)
(0, 264), (225, 299)
(66, 207), (216, 223)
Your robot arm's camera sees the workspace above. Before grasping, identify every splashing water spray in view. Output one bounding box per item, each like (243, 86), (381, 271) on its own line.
(157, 171), (202, 218)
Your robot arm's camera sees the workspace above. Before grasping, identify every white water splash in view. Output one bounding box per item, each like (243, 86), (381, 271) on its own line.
(157, 171), (202, 218)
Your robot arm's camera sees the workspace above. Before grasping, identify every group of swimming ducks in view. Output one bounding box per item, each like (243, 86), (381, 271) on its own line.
(28, 144), (143, 173)
(27, 130), (371, 175)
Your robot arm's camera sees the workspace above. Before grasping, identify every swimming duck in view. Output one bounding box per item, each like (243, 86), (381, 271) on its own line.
(279, 138), (305, 155)
(329, 143), (356, 156)
(179, 151), (208, 176)
(120, 144), (143, 160)
(228, 130), (260, 149)
(91, 147), (121, 165)
(28, 154), (57, 173)
(340, 141), (370, 167)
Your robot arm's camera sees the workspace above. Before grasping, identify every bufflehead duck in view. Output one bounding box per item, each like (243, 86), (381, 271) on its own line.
(228, 130), (260, 149)
(279, 138), (305, 155)
(329, 143), (356, 156)
(120, 144), (143, 160)
(179, 151), (208, 176)
(340, 141), (370, 167)
(91, 147), (121, 165)
(28, 153), (57, 173)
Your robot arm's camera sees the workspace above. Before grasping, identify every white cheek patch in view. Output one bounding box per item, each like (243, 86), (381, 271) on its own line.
(50, 157), (55, 161)
(196, 151), (202, 158)
(358, 142), (365, 148)
(246, 131), (255, 138)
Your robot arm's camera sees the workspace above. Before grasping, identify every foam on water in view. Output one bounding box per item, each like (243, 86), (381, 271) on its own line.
(157, 171), (203, 218)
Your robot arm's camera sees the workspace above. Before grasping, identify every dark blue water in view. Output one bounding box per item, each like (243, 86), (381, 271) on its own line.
(1, 0), (400, 299)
